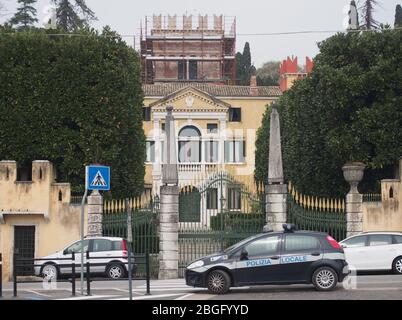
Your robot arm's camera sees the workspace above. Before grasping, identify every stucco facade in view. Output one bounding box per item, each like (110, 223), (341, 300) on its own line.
(142, 81), (281, 191)
(0, 160), (87, 281)
(363, 158), (402, 232)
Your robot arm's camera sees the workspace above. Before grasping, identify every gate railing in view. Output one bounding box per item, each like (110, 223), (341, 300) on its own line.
(102, 195), (160, 278)
(287, 182), (346, 241)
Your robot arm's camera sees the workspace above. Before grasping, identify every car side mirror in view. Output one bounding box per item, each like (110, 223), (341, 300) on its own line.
(240, 249), (248, 261)
(341, 243), (347, 249)
(63, 249), (69, 255)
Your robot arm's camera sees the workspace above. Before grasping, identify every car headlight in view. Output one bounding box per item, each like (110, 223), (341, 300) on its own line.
(187, 260), (204, 269)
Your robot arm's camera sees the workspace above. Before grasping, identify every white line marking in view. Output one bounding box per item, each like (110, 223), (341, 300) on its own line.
(110, 293), (184, 300)
(56, 295), (119, 300)
(175, 293), (194, 300)
(25, 290), (52, 298)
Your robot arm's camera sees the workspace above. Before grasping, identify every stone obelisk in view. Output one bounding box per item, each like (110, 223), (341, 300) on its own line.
(265, 106), (287, 231)
(159, 105), (179, 279)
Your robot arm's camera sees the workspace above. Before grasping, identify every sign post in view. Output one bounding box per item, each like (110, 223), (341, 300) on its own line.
(81, 165), (110, 295)
(126, 198), (133, 300)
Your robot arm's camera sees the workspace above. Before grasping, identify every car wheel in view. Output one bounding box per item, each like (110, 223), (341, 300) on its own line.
(42, 264), (58, 281)
(312, 267), (338, 291)
(206, 270), (231, 294)
(106, 263), (126, 279)
(392, 256), (402, 274)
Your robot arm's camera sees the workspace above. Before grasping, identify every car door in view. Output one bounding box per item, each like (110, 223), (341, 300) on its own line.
(341, 235), (368, 270)
(91, 239), (114, 273)
(234, 235), (282, 285)
(366, 234), (394, 270)
(280, 234), (323, 282)
(62, 239), (89, 274)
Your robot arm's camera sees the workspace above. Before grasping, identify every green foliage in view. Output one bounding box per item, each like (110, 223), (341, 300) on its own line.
(256, 61), (280, 86)
(52, 0), (97, 32)
(0, 28), (145, 198)
(395, 4), (402, 28)
(9, 0), (38, 30)
(255, 29), (402, 197)
(235, 42), (256, 85)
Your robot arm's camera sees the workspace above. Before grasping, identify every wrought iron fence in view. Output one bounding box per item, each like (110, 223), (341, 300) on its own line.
(102, 195), (160, 278)
(363, 193), (382, 202)
(287, 182), (346, 241)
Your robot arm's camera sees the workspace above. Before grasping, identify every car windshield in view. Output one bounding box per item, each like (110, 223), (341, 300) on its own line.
(223, 234), (263, 253)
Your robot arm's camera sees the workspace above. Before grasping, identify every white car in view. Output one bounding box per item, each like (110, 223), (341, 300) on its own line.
(339, 232), (402, 274)
(34, 236), (135, 280)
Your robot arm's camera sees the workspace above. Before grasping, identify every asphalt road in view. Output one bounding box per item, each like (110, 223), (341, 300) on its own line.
(1, 274), (401, 300)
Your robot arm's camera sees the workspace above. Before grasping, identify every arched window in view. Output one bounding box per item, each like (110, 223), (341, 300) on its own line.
(58, 190), (63, 202)
(178, 126), (201, 163)
(39, 168), (43, 180)
(6, 167), (9, 180)
(389, 187), (394, 199)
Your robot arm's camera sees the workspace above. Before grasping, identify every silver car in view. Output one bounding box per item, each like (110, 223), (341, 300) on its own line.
(34, 236), (135, 280)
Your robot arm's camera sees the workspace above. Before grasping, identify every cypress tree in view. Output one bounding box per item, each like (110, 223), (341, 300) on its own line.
(360, 0), (379, 29)
(395, 4), (402, 28)
(9, 0), (38, 29)
(52, 0), (97, 32)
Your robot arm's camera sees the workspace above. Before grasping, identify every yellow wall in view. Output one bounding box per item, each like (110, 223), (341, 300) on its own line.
(0, 160), (87, 281)
(363, 158), (402, 232)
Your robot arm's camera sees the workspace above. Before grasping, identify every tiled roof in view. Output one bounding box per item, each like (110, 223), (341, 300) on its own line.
(142, 82), (282, 97)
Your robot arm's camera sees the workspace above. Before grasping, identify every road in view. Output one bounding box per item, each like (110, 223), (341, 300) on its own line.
(1, 274), (401, 300)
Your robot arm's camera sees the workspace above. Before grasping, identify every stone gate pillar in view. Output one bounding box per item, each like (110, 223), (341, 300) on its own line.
(159, 105), (179, 279)
(342, 162), (365, 238)
(87, 190), (103, 237)
(265, 106), (287, 232)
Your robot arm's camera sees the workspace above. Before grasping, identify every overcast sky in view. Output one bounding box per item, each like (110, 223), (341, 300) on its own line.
(1, 0), (400, 67)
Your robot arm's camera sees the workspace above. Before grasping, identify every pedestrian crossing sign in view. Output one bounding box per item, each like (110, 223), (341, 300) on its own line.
(86, 165), (110, 191)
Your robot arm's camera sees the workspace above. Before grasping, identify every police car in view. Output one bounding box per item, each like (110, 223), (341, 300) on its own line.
(185, 224), (349, 294)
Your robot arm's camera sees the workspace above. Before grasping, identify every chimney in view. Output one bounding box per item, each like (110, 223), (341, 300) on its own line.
(250, 75), (258, 96)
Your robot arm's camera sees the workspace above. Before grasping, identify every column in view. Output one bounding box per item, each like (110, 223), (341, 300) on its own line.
(87, 190), (103, 237)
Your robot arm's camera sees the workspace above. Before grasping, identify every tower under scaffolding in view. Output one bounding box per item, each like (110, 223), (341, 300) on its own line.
(140, 15), (236, 85)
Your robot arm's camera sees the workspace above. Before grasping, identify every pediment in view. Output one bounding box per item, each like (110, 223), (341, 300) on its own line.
(148, 86), (230, 112)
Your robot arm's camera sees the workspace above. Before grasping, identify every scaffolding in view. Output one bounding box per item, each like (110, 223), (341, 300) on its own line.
(140, 15), (236, 85)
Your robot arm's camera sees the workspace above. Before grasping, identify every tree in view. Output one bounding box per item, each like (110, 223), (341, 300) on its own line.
(235, 42), (256, 85)
(255, 28), (402, 197)
(52, 0), (97, 31)
(359, 0), (380, 29)
(395, 4), (402, 28)
(0, 28), (145, 198)
(9, 0), (38, 30)
(256, 61), (280, 86)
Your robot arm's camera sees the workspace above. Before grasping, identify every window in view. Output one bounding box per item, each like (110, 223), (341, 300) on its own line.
(228, 188), (241, 210)
(343, 235), (367, 248)
(142, 107), (151, 121)
(244, 236), (280, 257)
(394, 235), (402, 244)
(207, 188), (218, 210)
(146, 141), (155, 163)
(161, 140), (165, 163)
(285, 235), (320, 252)
(178, 60), (186, 80)
(92, 239), (112, 252)
(161, 123), (165, 133)
(113, 241), (123, 250)
(207, 123), (218, 134)
(189, 60), (198, 80)
(179, 126), (201, 163)
(205, 141), (219, 162)
(229, 108), (241, 122)
(65, 240), (89, 254)
(368, 234), (393, 246)
(224, 141), (245, 163)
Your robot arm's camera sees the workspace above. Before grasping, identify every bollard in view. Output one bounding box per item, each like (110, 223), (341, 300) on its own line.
(71, 252), (76, 297)
(146, 249), (151, 295)
(86, 251), (91, 296)
(0, 253), (2, 298)
(13, 253), (17, 298)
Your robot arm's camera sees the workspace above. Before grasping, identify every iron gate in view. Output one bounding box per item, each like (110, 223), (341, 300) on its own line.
(178, 172), (266, 277)
(102, 195), (160, 278)
(286, 183), (346, 241)
(14, 226), (35, 276)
